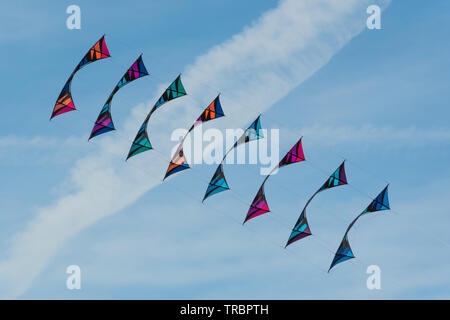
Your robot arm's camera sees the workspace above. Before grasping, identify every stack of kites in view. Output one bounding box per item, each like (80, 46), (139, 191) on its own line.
(50, 36), (391, 273)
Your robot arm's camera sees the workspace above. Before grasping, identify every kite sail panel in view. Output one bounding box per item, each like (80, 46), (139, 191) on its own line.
(77, 35), (110, 69)
(328, 185), (390, 272)
(286, 161), (348, 248)
(286, 209), (312, 247)
(154, 75), (186, 109)
(189, 95), (224, 131)
(164, 144), (190, 180)
(243, 137), (305, 224)
(203, 164), (230, 202)
(127, 75), (187, 160)
(233, 115), (264, 149)
(244, 184), (270, 223)
(329, 235), (355, 271)
(51, 35), (110, 119)
(164, 95), (225, 180)
(318, 161), (348, 192)
(278, 138), (305, 168)
(203, 115), (264, 202)
(89, 55), (149, 140)
(127, 115), (152, 160)
(363, 185), (390, 213)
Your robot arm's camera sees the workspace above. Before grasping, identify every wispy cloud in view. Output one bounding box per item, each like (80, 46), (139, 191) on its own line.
(0, 0), (390, 298)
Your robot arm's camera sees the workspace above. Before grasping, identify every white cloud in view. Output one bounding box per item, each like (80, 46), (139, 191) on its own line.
(0, 0), (391, 298)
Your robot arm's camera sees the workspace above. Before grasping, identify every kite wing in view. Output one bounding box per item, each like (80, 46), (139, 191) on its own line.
(154, 75), (186, 110)
(244, 183), (270, 224)
(285, 209), (312, 247)
(164, 95), (225, 179)
(189, 95), (224, 131)
(51, 36), (110, 119)
(233, 115), (264, 149)
(164, 144), (190, 180)
(126, 114), (152, 160)
(126, 75), (187, 160)
(203, 164), (230, 202)
(363, 185), (390, 213)
(318, 161), (348, 192)
(278, 138), (305, 168)
(328, 235), (355, 272)
(89, 55), (149, 140)
(328, 185), (390, 272)
(76, 35), (110, 69)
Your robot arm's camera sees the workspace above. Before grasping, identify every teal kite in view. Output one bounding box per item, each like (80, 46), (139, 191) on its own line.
(127, 75), (187, 160)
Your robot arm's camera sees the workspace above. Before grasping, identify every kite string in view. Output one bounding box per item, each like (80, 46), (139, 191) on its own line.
(143, 78), (386, 210)
(135, 138), (363, 269)
(54, 71), (450, 277)
(57, 37), (450, 265)
(67, 41), (388, 211)
(111, 33), (392, 191)
(52, 112), (417, 287)
(48, 37), (450, 288)
(127, 150), (331, 274)
(50, 111), (334, 274)
(59, 81), (386, 269)
(150, 70), (393, 186)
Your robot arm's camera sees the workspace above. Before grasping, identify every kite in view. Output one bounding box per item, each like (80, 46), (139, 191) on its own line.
(163, 95), (225, 180)
(126, 75), (187, 160)
(243, 138), (305, 224)
(285, 161), (348, 247)
(328, 185), (390, 272)
(203, 116), (263, 202)
(89, 55), (149, 140)
(51, 35), (110, 119)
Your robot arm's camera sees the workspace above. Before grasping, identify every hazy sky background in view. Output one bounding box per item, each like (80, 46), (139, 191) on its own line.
(0, 0), (449, 299)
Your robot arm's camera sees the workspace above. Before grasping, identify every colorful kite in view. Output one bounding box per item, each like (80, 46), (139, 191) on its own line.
(51, 36), (110, 119)
(243, 138), (305, 224)
(89, 55), (149, 140)
(163, 95), (225, 180)
(285, 161), (348, 247)
(203, 116), (263, 202)
(328, 185), (390, 272)
(126, 75), (187, 160)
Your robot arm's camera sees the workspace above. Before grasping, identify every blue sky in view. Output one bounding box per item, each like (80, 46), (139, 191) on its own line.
(0, 0), (449, 299)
